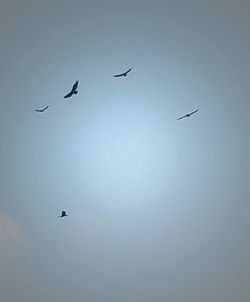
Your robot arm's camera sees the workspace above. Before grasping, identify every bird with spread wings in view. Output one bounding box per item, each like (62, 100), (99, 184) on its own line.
(64, 81), (79, 99)
(177, 109), (199, 120)
(113, 68), (133, 77)
(57, 210), (68, 218)
(35, 105), (49, 112)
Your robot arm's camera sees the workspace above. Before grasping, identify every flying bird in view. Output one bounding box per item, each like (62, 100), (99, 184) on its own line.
(57, 210), (68, 218)
(35, 105), (49, 112)
(113, 68), (133, 77)
(64, 81), (79, 98)
(177, 109), (199, 120)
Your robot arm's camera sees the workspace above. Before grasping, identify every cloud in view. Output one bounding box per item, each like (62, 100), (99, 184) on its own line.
(0, 213), (33, 302)
(0, 213), (30, 260)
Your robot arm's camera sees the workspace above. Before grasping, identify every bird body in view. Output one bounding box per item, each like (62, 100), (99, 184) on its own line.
(113, 68), (133, 77)
(177, 109), (199, 120)
(58, 210), (68, 218)
(64, 81), (79, 98)
(35, 105), (49, 112)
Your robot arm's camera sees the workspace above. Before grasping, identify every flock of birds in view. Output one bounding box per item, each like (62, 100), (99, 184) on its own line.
(34, 67), (199, 219)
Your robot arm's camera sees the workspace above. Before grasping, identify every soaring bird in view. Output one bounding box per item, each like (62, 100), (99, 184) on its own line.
(64, 81), (79, 98)
(177, 109), (199, 120)
(57, 210), (68, 218)
(35, 105), (49, 112)
(113, 68), (133, 77)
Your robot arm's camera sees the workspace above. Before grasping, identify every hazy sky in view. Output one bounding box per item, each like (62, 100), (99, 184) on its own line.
(1, 1), (250, 301)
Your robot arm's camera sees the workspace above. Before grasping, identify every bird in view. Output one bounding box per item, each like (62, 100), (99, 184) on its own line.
(64, 81), (79, 98)
(113, 68), (133, 77)
(35, 105), (49, 112)
(57, 210), (68, 218)
(177, 109), (199, 120)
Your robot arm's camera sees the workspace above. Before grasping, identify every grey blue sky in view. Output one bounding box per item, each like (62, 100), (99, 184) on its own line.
(1, 1), (250, 301)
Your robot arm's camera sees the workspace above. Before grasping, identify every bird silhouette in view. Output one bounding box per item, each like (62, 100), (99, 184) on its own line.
(35, 105), (49, 112)
(113, 68), (133, 77)
(64, 81), (79, 98)
(57, 210), (68, 218)
(177, 109), (199, 120)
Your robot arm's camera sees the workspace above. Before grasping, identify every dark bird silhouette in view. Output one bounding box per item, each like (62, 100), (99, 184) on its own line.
(35, 105), (49, 112)
(177, 109), (199, 120)
(64, 81), (79, 98)
(113, 68), (133, 77)
(57, 210), (68, 218)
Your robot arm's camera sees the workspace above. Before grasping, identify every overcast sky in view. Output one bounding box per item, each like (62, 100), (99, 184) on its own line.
(1, 1), (250, 301)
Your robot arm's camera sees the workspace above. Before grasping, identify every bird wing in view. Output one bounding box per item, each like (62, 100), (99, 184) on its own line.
(189, 109), (199, 116)
(113, 73), (123, 77)
(42, 105), (49, 111)
(177, 115), (187, 120)
(72, 81), (79, 91)
(64, 91), (73, 98)
(125, 68), (132, 74)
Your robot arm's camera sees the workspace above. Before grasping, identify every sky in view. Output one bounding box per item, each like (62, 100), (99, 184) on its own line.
(0, 1), (250, 301)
